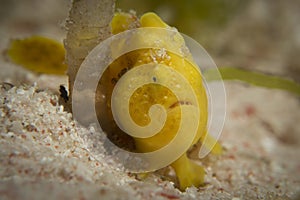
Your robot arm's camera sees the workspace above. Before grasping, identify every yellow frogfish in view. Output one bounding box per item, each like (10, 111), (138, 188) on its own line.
(97, 12), (222, 191)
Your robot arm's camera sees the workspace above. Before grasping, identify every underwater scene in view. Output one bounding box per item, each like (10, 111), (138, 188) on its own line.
(0, 0), (299, 199)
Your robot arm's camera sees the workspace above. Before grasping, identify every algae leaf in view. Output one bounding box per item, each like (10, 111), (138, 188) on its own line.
(204, 67), (300, 96)
(7, 36), (67, 75)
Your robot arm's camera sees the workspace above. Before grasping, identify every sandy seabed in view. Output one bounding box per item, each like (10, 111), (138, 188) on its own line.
(0, 82), (299, 200)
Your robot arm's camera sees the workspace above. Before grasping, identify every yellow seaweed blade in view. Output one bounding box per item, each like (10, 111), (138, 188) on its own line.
(111, 12), (139, 34)
(7, 36), (67, 75)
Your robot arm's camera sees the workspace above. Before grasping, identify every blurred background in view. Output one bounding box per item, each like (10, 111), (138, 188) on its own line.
(116, 0), (300, 82)
(0, 0), (300, 85)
